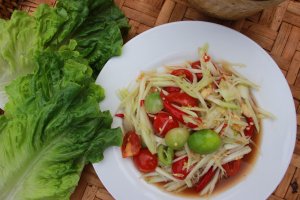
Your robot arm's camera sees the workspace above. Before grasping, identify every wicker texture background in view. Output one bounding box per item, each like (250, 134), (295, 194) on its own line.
(0, 0), (299, 199)
(0, 0), (18, 19)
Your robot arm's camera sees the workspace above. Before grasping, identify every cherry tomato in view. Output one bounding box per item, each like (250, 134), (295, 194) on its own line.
(172, 156), (192, 180)
(163, 86), (181, 93)
(133, 148), (158, 173)
(191, 61), (203, 80)
(121, 131), (142, 158)
(153, 112), (179, 137)
(195, 167), (215, 192)
(188, 129), (221, 154)
(244, 117), (255, 138)
(171, 69), (193, 82)
(222, 159), (241, 177)
(165, 92), (199, 107)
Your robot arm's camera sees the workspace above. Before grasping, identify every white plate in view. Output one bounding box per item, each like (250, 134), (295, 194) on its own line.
(94, 21), (296, 200)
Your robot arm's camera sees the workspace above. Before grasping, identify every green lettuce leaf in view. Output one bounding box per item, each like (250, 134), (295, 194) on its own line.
(34, 0), (129, 72)
(0, 0), (128, 107)
(0, 50), (122, 200)
(0, 11), (40, 94)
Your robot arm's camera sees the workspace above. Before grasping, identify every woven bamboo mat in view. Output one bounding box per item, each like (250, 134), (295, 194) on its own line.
(1, 0), (300, 199)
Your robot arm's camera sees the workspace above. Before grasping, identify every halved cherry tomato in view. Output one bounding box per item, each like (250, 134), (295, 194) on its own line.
(163, 86), (181, 93)
(195, 167), (216, 192)
(121, 131), (142, 158)
(244, 117), (255, 138)
(153, 112), (179, 137)
(165, 92), (199, 107)
(133, 148), (158, 173)
(222, 159), (241, 177)
(172, 156), (193, 180)
(191, 61), (203, 80)
(171, 69), (193, 82)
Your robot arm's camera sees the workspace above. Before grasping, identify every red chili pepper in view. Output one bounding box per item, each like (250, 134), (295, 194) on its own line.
(244, 117), (255, 137)
(216, 77), (224, 85)
(186, 120), (201, 129)
(165, 92), (199, 107)
(164, 86), (181, 93)
(171, 69), (194, 82)
(162, 99), (185, 124)
(195, 168), (216, 192)
(203, 53), (211, 62)
(140, 100), (145, 107)
(220, 123), (228, 136)
(160, 92), (201, 128)
(212, 77), (224, 90)
(115, 113), (125, 118)
(191, 61), (201, 68)
(191, 61), (203, 80)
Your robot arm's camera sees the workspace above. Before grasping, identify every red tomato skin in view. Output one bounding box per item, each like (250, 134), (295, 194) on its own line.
(121, 131), (141, 158)
(222, 159), (241, 177)
(164, 86), (181, 93)
(171, 69), (194, 82)
(165, 92), (199, 107)
(133, 148), (158, 173)
(153, 112), (179, 137)
(172, 157), (192, 180)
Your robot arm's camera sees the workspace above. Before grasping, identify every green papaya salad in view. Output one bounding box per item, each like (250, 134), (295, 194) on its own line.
(117, 44), (273, 196)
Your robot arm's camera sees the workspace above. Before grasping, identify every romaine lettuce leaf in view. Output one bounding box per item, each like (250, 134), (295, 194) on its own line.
(35, 0), (129, 72)
(0, 11), (40, 99)
(0, 0), (128, 108)
(0, 50), (122, 200)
